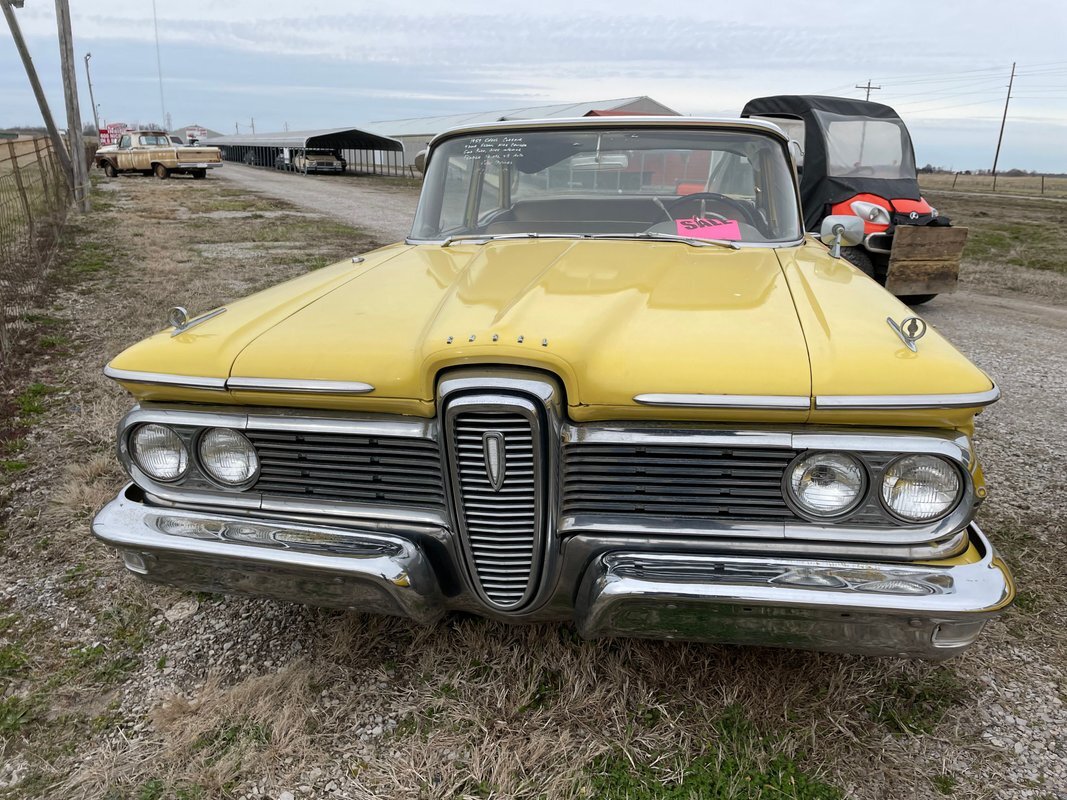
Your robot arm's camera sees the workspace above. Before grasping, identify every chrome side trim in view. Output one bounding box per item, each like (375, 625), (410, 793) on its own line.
(815, 386), (1000, 410)
(634, 393), (810, 410)
(104, 365), (227, 391)
(226, 377), (375, 395)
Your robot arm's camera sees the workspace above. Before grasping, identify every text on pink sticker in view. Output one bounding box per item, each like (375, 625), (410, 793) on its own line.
(675, 217), (742, 240)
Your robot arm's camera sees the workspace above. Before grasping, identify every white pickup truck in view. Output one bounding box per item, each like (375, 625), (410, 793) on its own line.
(94, 131), (223, 179)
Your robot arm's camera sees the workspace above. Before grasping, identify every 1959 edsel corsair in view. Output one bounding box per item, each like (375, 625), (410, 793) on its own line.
(92, 117), (1014, 659)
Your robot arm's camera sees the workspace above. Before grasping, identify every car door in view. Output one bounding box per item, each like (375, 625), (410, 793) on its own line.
(115, 134), (133, 170)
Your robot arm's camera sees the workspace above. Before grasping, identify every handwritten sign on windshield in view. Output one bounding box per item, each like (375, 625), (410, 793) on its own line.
(462, 135), (527, 163)
(676, 218), (742, 241)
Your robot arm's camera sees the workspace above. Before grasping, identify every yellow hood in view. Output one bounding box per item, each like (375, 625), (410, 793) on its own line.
(108, 238), (993, 426)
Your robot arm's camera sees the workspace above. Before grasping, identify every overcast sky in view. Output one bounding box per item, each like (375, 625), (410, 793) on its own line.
(3, 0), (1066, 171)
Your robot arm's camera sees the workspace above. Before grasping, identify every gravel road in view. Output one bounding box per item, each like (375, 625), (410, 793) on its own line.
(217, 164), (419, 244)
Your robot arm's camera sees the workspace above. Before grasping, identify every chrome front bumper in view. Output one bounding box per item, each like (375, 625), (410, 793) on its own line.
(92, 486), (1014, 659)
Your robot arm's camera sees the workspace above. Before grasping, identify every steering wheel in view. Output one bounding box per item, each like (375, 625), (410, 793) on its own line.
(665, 192), (755, 225)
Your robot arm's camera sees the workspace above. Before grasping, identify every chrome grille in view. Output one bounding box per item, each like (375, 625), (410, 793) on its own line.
(561, 443), (798, 522)
(446, 396), (544, 611)
(248, 430), (446, 509)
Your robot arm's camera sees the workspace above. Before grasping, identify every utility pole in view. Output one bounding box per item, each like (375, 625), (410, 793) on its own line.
(84, 51), (99, 133)
(250, 117), (256, 136)
(55, 0), (90, 212)
(1, 0), (73, 182)
(991, 61), (1016, 191)
(151, 0), (167, 129)
(855, 79), (881, 101)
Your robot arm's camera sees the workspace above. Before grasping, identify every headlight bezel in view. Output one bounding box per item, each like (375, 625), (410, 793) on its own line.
(879, 453), (964, 523)
(128, 422), (190, 483)
(783, 450), (870, 521)
(195, 427), (261, 490)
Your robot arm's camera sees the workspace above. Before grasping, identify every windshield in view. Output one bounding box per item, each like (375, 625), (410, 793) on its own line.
(411, 127), (802, 244)
(815, 111), (915, 179)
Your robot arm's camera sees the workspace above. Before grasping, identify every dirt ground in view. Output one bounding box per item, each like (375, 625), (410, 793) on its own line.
(0, 173), (1065, 800)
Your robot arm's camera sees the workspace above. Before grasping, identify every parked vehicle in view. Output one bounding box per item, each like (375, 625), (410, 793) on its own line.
(742, 95), (966, 304)
(94, 116), (1012, 659)
(274, 148), (346, 174)
(94, 130), (222, 179)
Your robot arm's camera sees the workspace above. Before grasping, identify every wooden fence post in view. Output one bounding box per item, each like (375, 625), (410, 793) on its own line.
(1041, 176), (1045, 195)
(952, 172), (959, 190)
(7, 141), (37, 256)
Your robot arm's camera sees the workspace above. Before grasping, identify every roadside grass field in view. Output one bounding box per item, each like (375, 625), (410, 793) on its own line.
(0, 175), (1064, 799)
(920, 172), (1067, 199)
(924, 189), (1067, 304)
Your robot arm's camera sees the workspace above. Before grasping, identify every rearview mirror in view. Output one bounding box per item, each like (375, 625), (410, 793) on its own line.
(819, 215), (865, 259)
(570, 153), (629, 171)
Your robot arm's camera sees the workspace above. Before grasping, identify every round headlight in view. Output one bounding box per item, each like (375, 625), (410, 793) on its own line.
(881, 455), (961, 522)
(130, 423), (188, 482)
(788, 452), (866, 518)
(198, 428), (259, 487)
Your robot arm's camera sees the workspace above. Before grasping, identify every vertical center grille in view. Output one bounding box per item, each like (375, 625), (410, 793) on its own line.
(445, 394), (545, 611)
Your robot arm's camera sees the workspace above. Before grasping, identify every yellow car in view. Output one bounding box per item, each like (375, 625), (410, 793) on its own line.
(93, 117), (1013, 659)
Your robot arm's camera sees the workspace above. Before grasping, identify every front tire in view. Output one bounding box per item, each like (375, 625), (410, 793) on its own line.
(840, 246), (876, 279)
(102, 161), (118, 178)
(153, 164), (170, 179)
(900, 294), (938, 306)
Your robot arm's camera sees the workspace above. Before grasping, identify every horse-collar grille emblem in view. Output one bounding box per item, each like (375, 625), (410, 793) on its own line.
(483, 431), (506, 491)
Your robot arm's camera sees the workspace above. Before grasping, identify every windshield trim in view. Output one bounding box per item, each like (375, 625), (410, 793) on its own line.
(405, 234), (806, 250)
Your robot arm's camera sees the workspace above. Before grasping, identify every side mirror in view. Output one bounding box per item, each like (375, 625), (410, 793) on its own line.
(819, 215), (865, 259)
(414, 149), (428, 173)
(787, 139), (804, 169)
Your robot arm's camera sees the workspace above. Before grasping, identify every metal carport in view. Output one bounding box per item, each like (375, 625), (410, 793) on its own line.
(202, 127), (406, 175)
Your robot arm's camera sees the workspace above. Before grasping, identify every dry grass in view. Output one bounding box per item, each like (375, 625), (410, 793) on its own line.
(0, 173), (1063, 800)
(920, 172), (1067, 199)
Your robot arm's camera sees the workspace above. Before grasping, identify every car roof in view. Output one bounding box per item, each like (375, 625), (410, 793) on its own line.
(428, 116), (790, 148)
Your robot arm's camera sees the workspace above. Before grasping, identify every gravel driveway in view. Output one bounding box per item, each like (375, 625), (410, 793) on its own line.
(217, 164), (419, 244)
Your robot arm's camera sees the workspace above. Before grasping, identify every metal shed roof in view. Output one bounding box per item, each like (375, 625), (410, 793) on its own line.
(370, 96), (680, 138)
(201, 126), (403, 151)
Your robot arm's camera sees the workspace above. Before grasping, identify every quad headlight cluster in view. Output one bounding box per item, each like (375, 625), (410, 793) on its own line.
(785, 451), (963, 523)
(129, 424), (259, 488)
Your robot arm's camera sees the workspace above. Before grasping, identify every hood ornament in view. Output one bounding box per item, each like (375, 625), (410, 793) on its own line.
(168, 305), (227, 337)
(887, 316), (927, 352)
(482, 431), (506, 491)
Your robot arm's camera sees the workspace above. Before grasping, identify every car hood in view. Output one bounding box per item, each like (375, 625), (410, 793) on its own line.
(108, 238), (994, 425)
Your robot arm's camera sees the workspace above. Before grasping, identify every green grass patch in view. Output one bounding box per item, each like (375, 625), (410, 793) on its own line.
(38, 333), (72, 350)
(68, 239), (118, 275)
(932, 773), (958, 795)
(1, 459), (28, 473)
(0, 694), (36, 734)
(0, 642), (29, 676)
(15, 382), (57, 416)
(586, 706), (841, 800)
(867, 667), (966, 735)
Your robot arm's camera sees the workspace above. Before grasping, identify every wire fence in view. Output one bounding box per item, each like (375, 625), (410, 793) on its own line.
(0, 136), (70, 380)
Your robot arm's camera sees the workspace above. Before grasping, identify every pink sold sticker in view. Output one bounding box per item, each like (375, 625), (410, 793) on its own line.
(675, 217), (742, 240)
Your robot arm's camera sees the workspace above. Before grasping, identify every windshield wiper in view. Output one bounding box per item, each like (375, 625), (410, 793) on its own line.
(589, 232), (741, 250)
